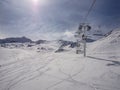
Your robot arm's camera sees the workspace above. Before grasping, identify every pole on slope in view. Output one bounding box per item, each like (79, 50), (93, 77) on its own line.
(83, 24), (91, 57)
(83, 24), (88, 57)
(83, 25), (86, 57)
(75, 23), (91, 57)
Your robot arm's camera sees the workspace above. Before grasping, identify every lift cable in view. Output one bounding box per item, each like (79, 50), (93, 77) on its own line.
(84, 0), (97, 22)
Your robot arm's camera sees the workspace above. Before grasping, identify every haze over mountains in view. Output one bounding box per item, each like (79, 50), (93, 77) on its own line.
(0, 27), (107, 44)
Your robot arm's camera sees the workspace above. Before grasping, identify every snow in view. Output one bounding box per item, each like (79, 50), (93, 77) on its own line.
(0, 29), (120, 90)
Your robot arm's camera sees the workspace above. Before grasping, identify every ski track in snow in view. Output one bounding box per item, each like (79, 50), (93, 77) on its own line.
(0, 49), (56, 90)
(0, 29), (120, 90)
(0, 48), (120, 90)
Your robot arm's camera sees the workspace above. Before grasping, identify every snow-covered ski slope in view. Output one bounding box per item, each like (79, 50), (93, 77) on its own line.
(0, 29), (120, 90)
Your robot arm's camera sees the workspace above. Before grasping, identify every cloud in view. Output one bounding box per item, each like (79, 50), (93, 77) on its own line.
(64, 31), (74, 38)
(0, 0), (120, 40)
(0, 32), (6, 39)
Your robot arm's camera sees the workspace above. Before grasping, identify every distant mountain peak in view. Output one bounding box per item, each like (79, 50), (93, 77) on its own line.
(0, 36), (32, 44)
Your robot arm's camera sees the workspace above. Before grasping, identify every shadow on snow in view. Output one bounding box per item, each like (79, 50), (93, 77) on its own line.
(87, 56), (120, 66)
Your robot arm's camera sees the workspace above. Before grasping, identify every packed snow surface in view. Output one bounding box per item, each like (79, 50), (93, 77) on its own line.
(0, 29), (120, 90)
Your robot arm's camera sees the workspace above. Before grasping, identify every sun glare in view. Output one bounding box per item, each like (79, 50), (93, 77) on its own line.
(32, 0), (47, 5)
(31, 0), (49, 13)
(32, 0), (39, 5)
(33, 0), (38, 4)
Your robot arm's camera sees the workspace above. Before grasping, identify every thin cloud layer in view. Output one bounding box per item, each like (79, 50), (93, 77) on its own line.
(0, 0), (120, 40)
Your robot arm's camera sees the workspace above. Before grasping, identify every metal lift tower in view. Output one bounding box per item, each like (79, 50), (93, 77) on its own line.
(75, 23), (91, 57)
(75, 0), (96, 57)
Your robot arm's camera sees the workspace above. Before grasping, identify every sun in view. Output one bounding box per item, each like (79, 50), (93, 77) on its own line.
(32, 0), (39, 5)
(31, 0), (49, 12)
(32, 0), (47, 5)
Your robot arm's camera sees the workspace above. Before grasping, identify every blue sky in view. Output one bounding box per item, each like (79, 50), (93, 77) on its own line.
(0, 0), (120, 40)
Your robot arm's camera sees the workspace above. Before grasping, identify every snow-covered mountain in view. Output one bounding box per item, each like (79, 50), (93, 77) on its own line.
(89, 28), (120, 53)
(0, 37), (77, 52)
(0, 28), (120, 90)
(35, 40), (48, 44)
(0, 36), (32, 44)
(0, 31), (103, 53)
